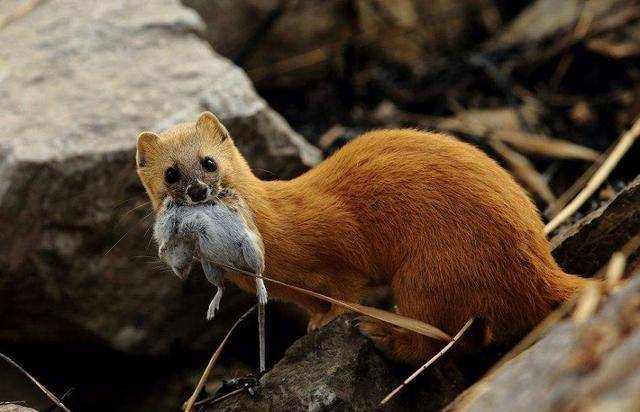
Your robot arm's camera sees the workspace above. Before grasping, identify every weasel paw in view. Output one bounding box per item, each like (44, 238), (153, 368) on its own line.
(357, 316), (396, 352)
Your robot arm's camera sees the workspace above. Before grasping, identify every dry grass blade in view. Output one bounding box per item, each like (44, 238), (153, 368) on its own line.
(572, 283), (601, 324)
(545, 117), (640, 234)
(183, 305), (258, 412)
(489, 139), (556, 205)
(209, 260), (452, 342)
(493, 130), (600, 161)
(605, 251), (627, 292)
(193, 388), (244, 408)
(380, 318), (474, 406)
(0, 352), (72, 412)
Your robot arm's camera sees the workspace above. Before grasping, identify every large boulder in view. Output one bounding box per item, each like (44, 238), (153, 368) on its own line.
(448, 272), (640, 412)
(0, 0), (320, 355)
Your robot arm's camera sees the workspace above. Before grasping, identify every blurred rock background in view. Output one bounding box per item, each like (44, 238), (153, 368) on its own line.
(0, 0), (638, 411)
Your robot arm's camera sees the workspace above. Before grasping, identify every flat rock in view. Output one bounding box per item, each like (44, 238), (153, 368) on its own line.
(447, 272), (640, 412)
(0, 0), (319, 355)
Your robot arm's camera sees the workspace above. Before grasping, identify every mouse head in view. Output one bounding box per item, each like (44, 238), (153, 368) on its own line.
(153, 199), (196, 279)
(158, 235), (195, 280)
(136, 112), (249, 209)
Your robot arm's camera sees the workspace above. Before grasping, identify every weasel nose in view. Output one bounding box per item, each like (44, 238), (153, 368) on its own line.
(187, 184), (208, 203)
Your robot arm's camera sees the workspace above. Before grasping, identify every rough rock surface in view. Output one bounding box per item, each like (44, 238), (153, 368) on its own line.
(0, 405), (37, 412)
(0, 0), (320, 355)
(448, 272), (640, 412)
(209, 316), (477, 412)
(552, 175), (640, 275)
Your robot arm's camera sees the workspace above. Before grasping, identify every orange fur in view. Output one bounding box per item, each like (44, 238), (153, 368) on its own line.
(137, 113), (589, 364)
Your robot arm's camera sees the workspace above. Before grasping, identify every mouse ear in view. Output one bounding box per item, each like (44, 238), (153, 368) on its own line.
(136, 131), (159, 167)
(196, 111), (230, 144)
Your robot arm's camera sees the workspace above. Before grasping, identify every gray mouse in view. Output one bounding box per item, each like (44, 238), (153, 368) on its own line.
(154, 198), (268, 320)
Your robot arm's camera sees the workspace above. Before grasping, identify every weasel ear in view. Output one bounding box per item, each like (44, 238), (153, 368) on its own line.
(196, 111), (230, 144)
(136, 131), (159, 168)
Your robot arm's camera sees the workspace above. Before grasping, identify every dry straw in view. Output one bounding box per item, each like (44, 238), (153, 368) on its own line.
(0, 351), (72, 412)
(545, 117), (640, 234)
(183, 305), (258, 412)
(380, 317), (475, 406)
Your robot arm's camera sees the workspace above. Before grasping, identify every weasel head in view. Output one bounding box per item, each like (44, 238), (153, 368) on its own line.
(136, 112), (250, 210)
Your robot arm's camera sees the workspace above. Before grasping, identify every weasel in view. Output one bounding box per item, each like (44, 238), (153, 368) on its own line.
(153, 197), (267, 320)
(136, 112), (589, 364)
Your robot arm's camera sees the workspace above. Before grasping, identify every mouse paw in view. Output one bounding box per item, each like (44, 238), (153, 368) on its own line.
(255, 278), (268, 305)
(206, 288), (224, 321)
(206, 300), (218, 321)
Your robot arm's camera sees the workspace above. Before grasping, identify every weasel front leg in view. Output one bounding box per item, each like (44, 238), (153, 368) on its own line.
(307, 305), (349, 332)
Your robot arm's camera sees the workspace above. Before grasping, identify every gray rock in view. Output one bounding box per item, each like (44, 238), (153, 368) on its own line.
(552, 175), (640, 275)
(209, 316), (474, 412)
(0, 405), (37, 412)
(0, 0), (319, 355)
(447, 273), (640, 412)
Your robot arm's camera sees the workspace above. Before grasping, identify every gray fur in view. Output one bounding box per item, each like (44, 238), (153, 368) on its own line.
(154, 199), (268, 320)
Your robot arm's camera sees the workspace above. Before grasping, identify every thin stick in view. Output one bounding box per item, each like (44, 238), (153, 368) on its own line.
(571, 282), (601, 324)
(380, 318), (475, 406)
(545, 117), (640, 234)
(208, 260), (452, 342)
(184, 305), (258, 412)
(605, 251), (627, 291)
(0, 352), (72, 412)
(193, 387), (244, 408)
(258, 303), (266, 373)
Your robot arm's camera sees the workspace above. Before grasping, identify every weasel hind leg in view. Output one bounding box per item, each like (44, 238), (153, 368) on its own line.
(358, 266), (474, 364)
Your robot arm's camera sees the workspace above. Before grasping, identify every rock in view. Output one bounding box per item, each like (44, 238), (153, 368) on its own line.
(0, 405), (37, 412)
(209, 316), (477, 412)
(552, 175), (640, 276)
(0, 0), (319, 355)
(447, 272), (640, 412)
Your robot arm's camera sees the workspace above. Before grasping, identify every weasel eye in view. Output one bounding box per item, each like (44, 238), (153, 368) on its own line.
(201, 157), (217, 172)
(164, 167), (180, 184)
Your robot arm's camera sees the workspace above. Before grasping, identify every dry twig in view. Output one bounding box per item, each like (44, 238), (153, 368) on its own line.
(380, 318), (475, 406)
(545, 117), (640, 234)
(183, 305), (258, 412)
(572, 283), (601, 324)
(0, 352), (71, 412)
